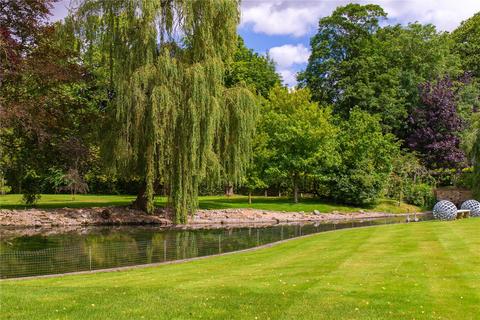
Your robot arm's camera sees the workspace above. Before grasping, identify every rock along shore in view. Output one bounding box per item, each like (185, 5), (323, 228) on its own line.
(0, 206), (425, 228)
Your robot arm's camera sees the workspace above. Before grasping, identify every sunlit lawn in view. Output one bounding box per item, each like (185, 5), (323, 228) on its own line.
(1, 219), (479, 319)
(0, 194), (420, 213)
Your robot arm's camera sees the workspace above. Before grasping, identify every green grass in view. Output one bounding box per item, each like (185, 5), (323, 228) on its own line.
(0, 194), (420, 213)
(1, 219), (479, 319)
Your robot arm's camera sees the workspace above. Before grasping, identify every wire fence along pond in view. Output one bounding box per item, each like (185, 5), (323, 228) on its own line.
(0, 216), (431, 279)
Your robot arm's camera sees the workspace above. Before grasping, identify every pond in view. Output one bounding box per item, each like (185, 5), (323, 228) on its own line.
(0, 215), (431, 279)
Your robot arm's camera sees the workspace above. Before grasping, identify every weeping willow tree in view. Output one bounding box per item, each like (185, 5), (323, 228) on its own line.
(71, 0), (257, 223)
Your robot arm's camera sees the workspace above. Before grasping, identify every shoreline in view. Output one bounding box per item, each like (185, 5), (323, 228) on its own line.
(0, 206), (428, 229)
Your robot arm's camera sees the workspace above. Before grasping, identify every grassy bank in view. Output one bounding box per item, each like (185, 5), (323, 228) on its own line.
(1, 219), (479, 319)
(0, 194), (420, 213)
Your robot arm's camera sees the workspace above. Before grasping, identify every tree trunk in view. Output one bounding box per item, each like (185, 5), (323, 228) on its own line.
(248, 192), (252, 204)
(278, 191), (281, 197)
(225, 184), (234, 197)
(264, 189), (268, 197)
(132, 183), (149, 212)
(293, 180), (299, 203)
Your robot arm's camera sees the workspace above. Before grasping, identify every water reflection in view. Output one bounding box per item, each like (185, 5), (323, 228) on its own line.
(0, 216), (431, 278)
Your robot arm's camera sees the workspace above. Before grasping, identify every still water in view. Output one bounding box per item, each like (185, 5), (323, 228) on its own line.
(0, 216), (431, 279)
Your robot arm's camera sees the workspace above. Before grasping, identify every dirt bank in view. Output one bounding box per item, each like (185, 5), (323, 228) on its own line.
(0, 206), (425, 228)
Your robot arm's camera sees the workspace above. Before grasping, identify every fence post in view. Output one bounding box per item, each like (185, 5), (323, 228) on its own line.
(89, 246), (92, 271)
(164, 239), (167, 261)
(218, 233), (222, 254)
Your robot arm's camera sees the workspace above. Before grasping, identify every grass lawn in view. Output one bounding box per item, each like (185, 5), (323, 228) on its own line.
(0, 194), (420, 213)
(1, 219), (479, 319)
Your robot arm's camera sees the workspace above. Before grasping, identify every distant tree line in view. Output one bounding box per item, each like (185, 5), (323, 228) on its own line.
(1, 1), (479, 221)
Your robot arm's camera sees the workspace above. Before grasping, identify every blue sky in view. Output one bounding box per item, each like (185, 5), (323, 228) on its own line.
(52, 0), (480, 87)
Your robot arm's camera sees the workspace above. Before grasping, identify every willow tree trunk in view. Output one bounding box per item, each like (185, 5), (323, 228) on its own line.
(225, 184), (234, 197)
(132, 183), (149, 212)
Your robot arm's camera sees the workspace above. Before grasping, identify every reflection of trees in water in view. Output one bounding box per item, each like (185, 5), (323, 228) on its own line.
(2, 220), (406, 278)
(86, 234), (140, 268)
(174, 231), (198, 260)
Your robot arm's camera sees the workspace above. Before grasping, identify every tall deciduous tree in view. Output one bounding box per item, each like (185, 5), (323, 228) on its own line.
(299, 4), (459, 135)
(328, 109), (398, 205)
(0, 1), (99, 203)
(225, 36), (280, 98)
(0, 0), (56, 80)
(72, 0), (257, 223)
(452, 12), (480, 79)
(260, 86), (338, 203)
(299, 3), (386, 105)
(407, 76), (466, 169)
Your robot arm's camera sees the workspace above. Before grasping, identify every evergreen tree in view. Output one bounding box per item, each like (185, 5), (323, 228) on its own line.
(71, 0), (257, 223)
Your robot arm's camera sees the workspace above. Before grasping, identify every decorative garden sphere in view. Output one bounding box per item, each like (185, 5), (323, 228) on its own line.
(460, 200), (480, 217)
(432, 201), (457, 220)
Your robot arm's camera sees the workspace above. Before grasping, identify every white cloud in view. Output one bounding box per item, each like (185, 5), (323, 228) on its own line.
(241, 1), (324, 37)
(241, 0), (480, 37)
(268, 44), (310, 87)
(380, 0), (480, 31)
(278, 69), (298, 87)
(269, 44), (310, 68)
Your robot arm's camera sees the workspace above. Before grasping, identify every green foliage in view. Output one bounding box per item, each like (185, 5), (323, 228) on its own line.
(452, 12), (480, 78)
(455, 167), (475, 189)
(0, 176), (11, 195)
(59, 169), (89, 199)
(328, 109), (398, 205)
(43, 168), (68, 192)
(386, 152), (433, 205)
(300, 3), (460, 134)
(0, 19), (102, 197)
(225, 37), (280, 97)
(21, 170), (42, 205)
(72, 0), (256, 223)
(404, 183), (435, 208)
(473, 129), (480, 197)
(259, 86), (338, 202)
(299, 3), (386, 104)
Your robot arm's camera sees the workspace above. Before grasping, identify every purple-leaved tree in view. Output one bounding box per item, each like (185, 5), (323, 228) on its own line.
(407, 76), (466, 169)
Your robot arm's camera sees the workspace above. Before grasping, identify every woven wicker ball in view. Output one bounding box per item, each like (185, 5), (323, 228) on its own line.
(432, 201), (457, 220)
(460, 199), (480, 217)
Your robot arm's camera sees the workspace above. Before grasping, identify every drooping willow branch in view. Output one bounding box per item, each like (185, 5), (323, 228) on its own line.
(70, 0), (257, 223)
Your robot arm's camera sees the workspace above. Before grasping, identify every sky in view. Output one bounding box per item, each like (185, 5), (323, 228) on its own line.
(52, 0), (480, 87)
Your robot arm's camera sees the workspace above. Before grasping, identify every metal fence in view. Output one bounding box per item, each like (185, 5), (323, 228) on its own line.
(0, 217), (424, 279)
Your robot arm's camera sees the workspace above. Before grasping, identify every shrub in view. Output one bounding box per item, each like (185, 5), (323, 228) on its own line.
(404, 183), (435, 208)
(21, 170), (42, 205)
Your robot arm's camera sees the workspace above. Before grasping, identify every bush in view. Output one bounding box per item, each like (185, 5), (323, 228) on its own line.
(0, 176), (11, 195)
(455, 167), (474, 189)
(21, 170), (42, 205)
(404, 183), (435, 208)
(333, 169), (388, 205)
(386, 152), (435, 206)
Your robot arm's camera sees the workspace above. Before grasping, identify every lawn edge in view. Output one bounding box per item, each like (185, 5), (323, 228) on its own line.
(0, 218), (436, 282)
